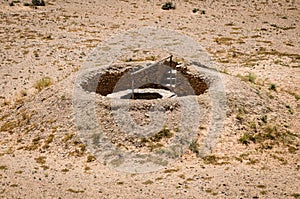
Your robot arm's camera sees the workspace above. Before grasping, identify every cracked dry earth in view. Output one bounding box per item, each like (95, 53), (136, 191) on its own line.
(0, 0), (299, 198)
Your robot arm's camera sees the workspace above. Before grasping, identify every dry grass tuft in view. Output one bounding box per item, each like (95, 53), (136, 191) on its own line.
(35, 156), (46, 164)
(34, 77), (52, 91)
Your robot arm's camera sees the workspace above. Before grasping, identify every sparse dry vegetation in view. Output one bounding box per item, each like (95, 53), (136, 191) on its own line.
(161, 2), (175, 10)
(189, 139), (200, 156)
(237, 73), (257, 83)
(34, 77), (52, 92)
(87, 155), (96, 163)
(34, 156), (46, 164)
(0, 165), (8, 170)
(1, 0), (299, 198)
(150, 127), (173, 142)
(67, 188), (84, 193)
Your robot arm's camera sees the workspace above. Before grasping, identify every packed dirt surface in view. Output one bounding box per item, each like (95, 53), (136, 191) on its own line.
(0, 0), (299, 198)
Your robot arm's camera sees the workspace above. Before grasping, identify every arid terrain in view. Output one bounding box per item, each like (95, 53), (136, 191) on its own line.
(0, 0), (299, 198)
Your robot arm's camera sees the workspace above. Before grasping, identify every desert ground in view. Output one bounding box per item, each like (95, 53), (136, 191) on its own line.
(0, 0), (299, 198)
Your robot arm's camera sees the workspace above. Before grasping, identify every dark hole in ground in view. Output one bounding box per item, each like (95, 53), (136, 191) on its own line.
(121, 92), (163, 100)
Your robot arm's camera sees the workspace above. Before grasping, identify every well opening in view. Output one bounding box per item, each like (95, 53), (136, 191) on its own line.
(80, 58), (209, 99)
(121, 92), (163, 100)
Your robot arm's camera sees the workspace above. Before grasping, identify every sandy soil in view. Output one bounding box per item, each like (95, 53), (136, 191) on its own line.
(0, 0), (299, 198)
